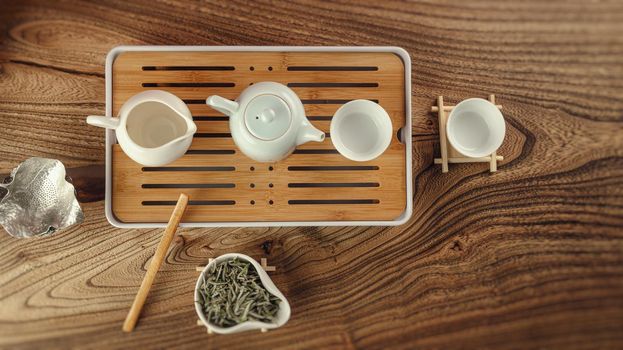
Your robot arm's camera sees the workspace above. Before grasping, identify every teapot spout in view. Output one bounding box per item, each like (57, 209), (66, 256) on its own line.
(296, 124), (325, 146)
(206, 95), (239, 116)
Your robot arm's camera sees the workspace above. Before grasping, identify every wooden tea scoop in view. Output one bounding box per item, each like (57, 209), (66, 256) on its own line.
(122, 193), (189, 332)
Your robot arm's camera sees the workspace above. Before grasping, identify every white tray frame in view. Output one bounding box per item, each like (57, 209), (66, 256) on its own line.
(103, 46), (413, 228)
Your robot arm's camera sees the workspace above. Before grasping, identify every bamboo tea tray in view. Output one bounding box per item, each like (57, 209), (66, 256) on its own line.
(104, 46), (412, 227)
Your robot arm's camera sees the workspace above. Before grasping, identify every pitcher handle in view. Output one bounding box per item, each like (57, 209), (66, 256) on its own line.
(87, 116), (120, 130)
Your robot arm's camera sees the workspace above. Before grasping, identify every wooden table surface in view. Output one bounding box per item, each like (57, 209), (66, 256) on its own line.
(1, 1), (622, 349)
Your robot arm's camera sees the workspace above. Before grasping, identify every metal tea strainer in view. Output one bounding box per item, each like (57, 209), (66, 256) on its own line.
(0, 157), (84, 238)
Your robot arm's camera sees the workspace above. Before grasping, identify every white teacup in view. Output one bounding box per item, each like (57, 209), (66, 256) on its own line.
(87, 90), (196, 166)
(330, 100), (393, 162)
(447, 98), (506, 158)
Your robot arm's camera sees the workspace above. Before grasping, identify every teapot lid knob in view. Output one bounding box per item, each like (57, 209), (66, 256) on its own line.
(244, 95), (291, 141)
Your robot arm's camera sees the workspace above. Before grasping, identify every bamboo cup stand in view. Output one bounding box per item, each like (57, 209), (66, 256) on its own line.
(195, 258), (276, 334)
(433, 94), (504, 173)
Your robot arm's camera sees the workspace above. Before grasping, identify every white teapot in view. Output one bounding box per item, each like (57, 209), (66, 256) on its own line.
(206, 82), (325, 162)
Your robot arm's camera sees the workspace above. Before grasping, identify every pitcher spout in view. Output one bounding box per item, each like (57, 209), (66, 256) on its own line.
(169, 121), (196, 146)
(186, 118), (198, 135)
(296, 124), (325, 146)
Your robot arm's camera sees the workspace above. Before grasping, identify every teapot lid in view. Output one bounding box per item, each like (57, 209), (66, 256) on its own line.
(244, 94), (291, 141)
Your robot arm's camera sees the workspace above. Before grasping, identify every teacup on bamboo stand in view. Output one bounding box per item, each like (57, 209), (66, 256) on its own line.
(433, 94), (506, 173)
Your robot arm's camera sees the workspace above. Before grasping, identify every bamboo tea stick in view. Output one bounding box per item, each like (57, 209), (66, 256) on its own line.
(122, 193), (189, 332)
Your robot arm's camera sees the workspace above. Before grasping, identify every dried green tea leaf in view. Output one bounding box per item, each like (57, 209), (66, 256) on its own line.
(199, 258), (281, 327)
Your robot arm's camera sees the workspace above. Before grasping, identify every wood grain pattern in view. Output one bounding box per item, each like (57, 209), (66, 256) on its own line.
(111, 51), (407, 223)
(1, 0), (623, 349)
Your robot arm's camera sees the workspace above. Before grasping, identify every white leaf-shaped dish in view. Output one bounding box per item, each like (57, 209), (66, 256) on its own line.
(194, 253), (291, 334)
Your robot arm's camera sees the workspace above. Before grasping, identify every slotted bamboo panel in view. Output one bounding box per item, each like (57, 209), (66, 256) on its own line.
(111, 51), (407, 223)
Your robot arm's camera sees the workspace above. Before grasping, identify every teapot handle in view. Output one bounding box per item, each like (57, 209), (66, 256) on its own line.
(87, 116), (120, 130)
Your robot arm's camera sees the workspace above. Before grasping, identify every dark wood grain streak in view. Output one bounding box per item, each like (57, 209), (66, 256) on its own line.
(0, 0), (622, 349)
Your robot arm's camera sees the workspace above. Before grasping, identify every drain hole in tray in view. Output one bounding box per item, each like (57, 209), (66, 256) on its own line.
(293, 149), (339, 155)
(301, 99), (378, 104)
(288, 182), (379, 188)
(142, 166), (235, 172)
(288, 166), (379, 171)
(142, 82), (235, 87)
(142, 200), (236, 206)
(186, 150), (235, 155)
(287, 82), (378, 88)
(307, 116), (333, 121)
(142, 66), (235, 71)
(288, 199), (380, 205)
(183, 99), (211, 104)
(397, 127), (405, 144)
(142, 183), (235, 189)
(195, 133), (232, 138)
(287, 66), (378, 71)
(193, 116), (229, 121)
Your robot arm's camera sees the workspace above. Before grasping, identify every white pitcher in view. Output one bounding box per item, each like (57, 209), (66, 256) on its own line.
(87, 90), (196, 166)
